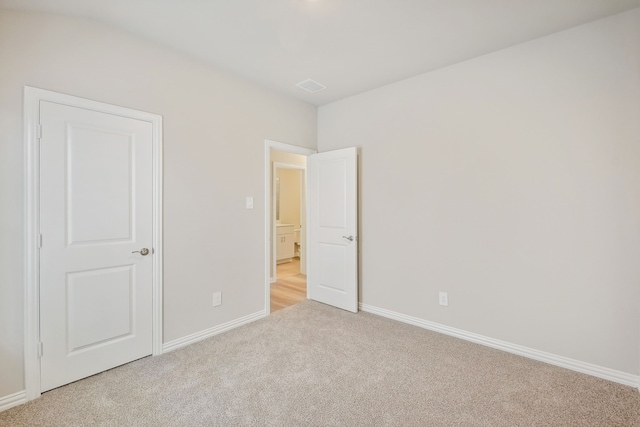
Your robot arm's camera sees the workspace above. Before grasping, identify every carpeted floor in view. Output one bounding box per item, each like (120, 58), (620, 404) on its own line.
(2, 300), (639, 426)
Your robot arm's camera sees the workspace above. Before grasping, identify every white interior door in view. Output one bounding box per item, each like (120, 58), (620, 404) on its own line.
(39, 101), (154, 392)
(307, 147), (358, 313)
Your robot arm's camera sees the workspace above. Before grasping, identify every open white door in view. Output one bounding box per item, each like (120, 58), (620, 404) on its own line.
(307, 147), (358, 313)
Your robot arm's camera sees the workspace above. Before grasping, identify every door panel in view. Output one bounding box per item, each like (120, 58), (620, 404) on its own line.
(66, 265), (134, 353)
(308, 147), (358, 313)
(66, 125), (133, 244)
(39, 101), (153, 392)
(319, 159), (347, 228)
(318, 243), (347, 292)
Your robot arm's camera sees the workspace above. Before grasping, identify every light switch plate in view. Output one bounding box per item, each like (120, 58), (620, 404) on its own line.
(246, 196), (254, 209)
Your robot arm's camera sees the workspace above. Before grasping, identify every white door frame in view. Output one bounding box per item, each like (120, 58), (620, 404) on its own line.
(264, 140), (315, 314)
(23, 86), (164, 401)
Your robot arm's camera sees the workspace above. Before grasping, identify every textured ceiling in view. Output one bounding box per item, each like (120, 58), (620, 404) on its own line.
(1, 0), (638, 105)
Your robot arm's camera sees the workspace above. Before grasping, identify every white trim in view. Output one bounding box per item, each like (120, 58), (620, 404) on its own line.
(151, 109), (164, 357)
(0, 391), (27, 412)
(273, 162), (306, 170)
(359, 302), (640, 388)
(23, 86), (164, 402)
(265, 139), (316, 156)
(264, 140), (315, 316)
(162, 310), (266, 353)
(24, 87), (41, 401)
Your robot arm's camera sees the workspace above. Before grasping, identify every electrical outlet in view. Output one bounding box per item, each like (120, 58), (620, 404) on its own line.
(439, 292), (448, 307)
(212, 291), (222, 307)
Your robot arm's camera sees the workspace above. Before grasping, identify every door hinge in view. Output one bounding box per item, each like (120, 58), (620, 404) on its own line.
(39, 233), (43, 248)
(38, 342), (43, 357)
(37, 124), (42, 140)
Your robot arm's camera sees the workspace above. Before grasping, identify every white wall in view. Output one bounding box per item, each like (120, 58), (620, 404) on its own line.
(319, 9), (640, 375)
(277, 168), (302, 227)
(0, 9), (316, 398)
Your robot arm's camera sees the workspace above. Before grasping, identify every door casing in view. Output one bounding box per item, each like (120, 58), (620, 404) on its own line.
(24, 86), (163, 401)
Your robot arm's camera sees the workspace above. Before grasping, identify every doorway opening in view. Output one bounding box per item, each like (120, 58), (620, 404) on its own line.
(272, 162), (306, 313)
(264, 140), (315, 315)
(264, 140), (359, 314)
(24, 87), (163, 401)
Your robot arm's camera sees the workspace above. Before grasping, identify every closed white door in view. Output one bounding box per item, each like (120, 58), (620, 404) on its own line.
(307, 147), (358, 313)
(39, 101), (154, 392)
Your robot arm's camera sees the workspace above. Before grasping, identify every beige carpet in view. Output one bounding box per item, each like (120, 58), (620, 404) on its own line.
(2, 300), (639, 426)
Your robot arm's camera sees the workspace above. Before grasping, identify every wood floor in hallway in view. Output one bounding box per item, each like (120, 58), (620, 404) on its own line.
(271, 258), (307, 313)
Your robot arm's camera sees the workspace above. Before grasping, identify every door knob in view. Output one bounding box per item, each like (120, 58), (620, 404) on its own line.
(342, 236), (355, 242)
(132, 248), (150, 256)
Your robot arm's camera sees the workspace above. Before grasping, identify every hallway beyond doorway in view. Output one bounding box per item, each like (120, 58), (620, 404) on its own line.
(271, 258), (306, 313)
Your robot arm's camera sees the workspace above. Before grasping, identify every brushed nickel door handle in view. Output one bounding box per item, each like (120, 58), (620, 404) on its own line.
(132, 248), (150, 256)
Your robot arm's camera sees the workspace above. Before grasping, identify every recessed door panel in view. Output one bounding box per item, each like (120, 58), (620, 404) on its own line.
(318, 159), (347, 229)
(318, 243), (347, 293)
(67, 125), (133, 245)
(67, 265), (134, 353)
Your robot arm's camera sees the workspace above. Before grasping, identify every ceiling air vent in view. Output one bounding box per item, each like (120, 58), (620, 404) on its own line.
(296, 79), (326, 93)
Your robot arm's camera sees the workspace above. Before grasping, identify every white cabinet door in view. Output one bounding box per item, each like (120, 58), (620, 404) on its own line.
(281, 233), (295, 259)
(276, 233), (295, 261)
(39, 101), (153, 392)
(307, 147), (358, 313)
(276, 225), (295, 261)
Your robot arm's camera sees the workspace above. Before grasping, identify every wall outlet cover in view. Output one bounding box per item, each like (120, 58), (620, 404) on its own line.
(439, 292), (448, 307)
(213, 291), (222, 307)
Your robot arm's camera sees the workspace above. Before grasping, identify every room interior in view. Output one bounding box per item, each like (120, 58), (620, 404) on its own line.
(271, 151), (307, 313)
(0, 0), (639, 422)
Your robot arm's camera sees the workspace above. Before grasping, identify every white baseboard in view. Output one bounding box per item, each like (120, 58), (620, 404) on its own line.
(359, 303), (639, 388)
(0, 390), (26, 412)
(162, 310), (266, 353)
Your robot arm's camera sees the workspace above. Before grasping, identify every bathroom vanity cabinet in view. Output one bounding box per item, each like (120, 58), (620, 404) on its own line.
(276, 224), (295, 263)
